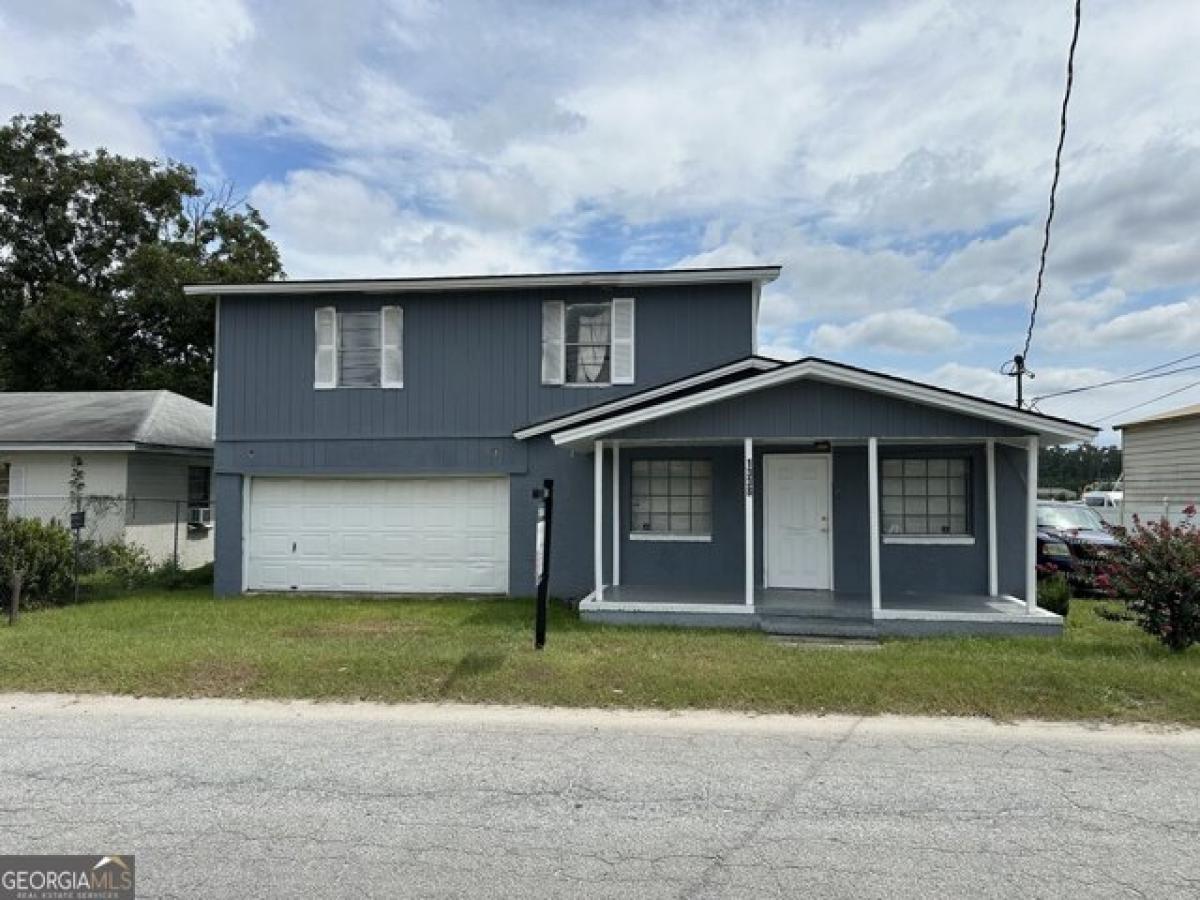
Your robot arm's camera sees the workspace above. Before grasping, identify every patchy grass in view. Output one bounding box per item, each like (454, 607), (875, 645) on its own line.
(0, 591), (1197, 724)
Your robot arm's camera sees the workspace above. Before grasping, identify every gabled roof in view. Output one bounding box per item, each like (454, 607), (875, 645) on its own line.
(0, 391), (213, 451)
(534, 357), (1097, 447)
(1116, 402), (1200, 429)
(183, 265), (782, 297)
(513, 356), (784, 439)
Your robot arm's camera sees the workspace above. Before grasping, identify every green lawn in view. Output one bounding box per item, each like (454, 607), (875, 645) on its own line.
(1, 591), (1198, 724)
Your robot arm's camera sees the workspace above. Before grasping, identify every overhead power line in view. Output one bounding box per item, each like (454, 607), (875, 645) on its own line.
(1092, 377), (1200, 426)
(1006, 0), (1082, 408)
(1031, 354), (1200, 402)
(1022, 0), (1082, 362)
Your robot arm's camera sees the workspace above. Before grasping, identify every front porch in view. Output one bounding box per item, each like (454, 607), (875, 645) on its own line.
(582, 584), (1063, 637)
(578, 433), (1064, 638)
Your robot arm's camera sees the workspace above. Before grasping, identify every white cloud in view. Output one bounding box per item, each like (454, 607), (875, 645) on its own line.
(249, 168), (576, 278)
(4, 0), (1200, 434)
(811, 310), (960, 354)
(1089, 299), (1200, 347)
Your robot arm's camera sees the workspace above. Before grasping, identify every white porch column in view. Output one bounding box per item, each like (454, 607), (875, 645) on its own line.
(867, 437), (882, 617)
(1025, 435), (1039, 614)
(744, 437), (754, 607)
(986, 439), (998, 597)
(594, 439), (604, 602)
(611, 441), (620, 587)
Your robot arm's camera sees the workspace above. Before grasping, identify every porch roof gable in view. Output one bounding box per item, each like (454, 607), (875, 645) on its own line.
(547, 357), (1098, 447)
(512, 355), (783, 439)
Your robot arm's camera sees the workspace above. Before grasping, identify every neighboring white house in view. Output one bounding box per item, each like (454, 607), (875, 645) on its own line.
(0, 391), (214, 568)
(1116, 402), (1200, 527)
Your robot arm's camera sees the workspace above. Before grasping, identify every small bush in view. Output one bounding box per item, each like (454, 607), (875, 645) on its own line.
(1104, 506), (1200, 652)
(94, 541), (154, 589)
(148, 561), (213, 590)
(1037, 571), (1071, 617)
(0, 517), (75, 610)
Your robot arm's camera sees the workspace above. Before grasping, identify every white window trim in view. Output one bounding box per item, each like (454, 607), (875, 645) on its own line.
(611, 296), (635, 385)
(547, 298), (636, 388)
(315, 306), (404, 390)
(882, 535), (976, 546)
(314, 306), (338, 390)
(879, 456), (973, 541)
(628, 532), (713, 543)
(380, 305), (404, 389)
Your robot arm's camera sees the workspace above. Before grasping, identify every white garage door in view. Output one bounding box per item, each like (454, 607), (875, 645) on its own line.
(246, 477), (510, 593)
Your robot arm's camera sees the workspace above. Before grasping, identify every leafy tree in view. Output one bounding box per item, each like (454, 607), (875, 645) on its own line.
(0, 112), (283, 400)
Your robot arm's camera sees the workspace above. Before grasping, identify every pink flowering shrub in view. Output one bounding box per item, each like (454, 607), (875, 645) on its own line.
(1105, 505), (1200, 652)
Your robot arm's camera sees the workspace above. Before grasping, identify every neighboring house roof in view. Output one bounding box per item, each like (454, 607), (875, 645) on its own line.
(1115, 402), (1200, 430)
(182, 265), (782, 296)
(0, 391), (213, 452)
(525, 356), (1098, 447)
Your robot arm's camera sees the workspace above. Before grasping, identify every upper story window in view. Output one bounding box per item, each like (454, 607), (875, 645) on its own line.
(541, 298), (635, 386)
(880, 457), (971, 537)
(314, 306), (403, 389)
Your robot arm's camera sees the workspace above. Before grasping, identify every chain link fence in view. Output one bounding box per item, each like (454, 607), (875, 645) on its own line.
(1, 494), (214, 570)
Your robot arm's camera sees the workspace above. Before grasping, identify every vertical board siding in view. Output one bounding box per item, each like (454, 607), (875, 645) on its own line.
(216, 282), (754, 443)
(617, 379), (1028, 441)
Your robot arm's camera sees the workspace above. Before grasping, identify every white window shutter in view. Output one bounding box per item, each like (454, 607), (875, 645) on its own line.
(541, 300), (565, 384)
(611, 297), (635, 384)
(381, 305), (404, 388)
(314, 306), (337, 389)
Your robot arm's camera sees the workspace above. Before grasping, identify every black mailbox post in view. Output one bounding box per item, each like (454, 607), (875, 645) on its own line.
(531, 479), (554, 650)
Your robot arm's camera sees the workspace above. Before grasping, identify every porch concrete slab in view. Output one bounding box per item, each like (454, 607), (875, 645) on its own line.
(585, 584), (1063, 637)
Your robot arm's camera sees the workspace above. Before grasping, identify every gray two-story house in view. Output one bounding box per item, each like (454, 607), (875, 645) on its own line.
(187, 266), (1096, 636)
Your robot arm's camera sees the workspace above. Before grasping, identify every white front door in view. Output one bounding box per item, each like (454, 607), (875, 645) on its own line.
(765, 455), (832, 589)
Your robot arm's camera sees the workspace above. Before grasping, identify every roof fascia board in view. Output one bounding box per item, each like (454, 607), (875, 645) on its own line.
(513, 357), (780, 440)
(183, 267), (781, 297)
(552, 361), (1097, 446)
(0, 443), (138, 452)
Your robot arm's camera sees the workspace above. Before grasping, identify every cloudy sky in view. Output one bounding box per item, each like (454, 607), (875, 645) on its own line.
(2, 0), (1198, 441)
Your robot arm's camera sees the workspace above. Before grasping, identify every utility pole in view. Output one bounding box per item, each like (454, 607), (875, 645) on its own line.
(1004, 354), (1034, 409)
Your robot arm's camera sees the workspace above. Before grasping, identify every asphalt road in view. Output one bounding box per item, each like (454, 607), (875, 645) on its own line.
(2, 695), (1198, 899)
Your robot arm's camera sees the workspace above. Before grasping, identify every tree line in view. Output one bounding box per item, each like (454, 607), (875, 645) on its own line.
(1039, 444), (1122, 494)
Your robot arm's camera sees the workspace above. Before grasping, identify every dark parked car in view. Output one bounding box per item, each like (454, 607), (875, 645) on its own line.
(1036, 501), (1122, 594)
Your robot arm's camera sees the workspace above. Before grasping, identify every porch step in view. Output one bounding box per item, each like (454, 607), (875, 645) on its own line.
(757, 604), (870, 621)
(758, 616), (879, 639)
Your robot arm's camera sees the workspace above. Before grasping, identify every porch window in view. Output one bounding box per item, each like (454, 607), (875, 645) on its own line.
(880, 458), (971, 536)
(630, 459), (712, 539)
